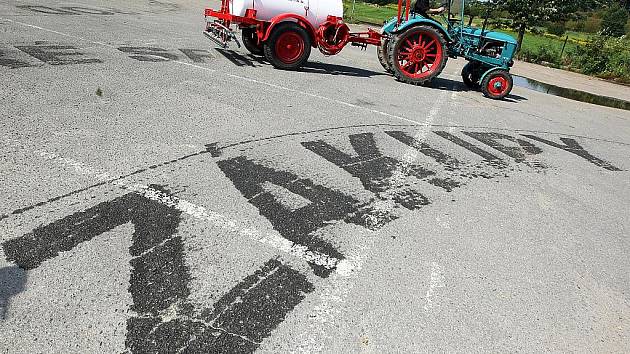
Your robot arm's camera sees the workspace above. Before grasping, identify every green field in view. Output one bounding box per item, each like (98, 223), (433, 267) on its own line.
(343, 1), (398, 24)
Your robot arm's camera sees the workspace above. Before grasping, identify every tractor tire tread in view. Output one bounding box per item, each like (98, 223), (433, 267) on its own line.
(377, 38), (393, 74)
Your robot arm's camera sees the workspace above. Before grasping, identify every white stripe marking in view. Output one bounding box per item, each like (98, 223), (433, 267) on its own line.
(424, 261), (445, 312)
(295, 90), (453, 352)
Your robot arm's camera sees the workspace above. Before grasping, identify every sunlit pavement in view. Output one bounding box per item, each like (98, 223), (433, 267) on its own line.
(1, 1), (630, 352)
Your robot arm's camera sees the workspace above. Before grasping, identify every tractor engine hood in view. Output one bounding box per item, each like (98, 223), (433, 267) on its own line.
(459, 27), (517, 45)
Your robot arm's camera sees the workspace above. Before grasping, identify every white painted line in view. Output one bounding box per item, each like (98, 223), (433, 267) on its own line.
(424, 261), (445, 312)
(295, 90), (453, 352)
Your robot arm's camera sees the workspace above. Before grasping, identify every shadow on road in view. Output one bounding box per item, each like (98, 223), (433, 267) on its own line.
(302, 61), (387, 78)
(213, 48), (385, 78)
(214, 48), (265, 67)
(429, 77), (528, 102)
(0, 265), (27, 320)
(210, 50), (528, 102)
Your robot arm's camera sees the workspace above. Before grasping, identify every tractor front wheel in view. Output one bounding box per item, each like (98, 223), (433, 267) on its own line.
(263, 22), (311, 70)
(388, 25), (448, 85)
(481, 70), (513, 100)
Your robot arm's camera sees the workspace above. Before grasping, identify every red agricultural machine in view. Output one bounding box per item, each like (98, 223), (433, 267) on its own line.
(204, 0), (518, 99)
(204, 0), (381, 69)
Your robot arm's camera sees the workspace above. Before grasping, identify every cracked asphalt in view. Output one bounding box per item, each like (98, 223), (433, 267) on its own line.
(1, 0), (630, 353)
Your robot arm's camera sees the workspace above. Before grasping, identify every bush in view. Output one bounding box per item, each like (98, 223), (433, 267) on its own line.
(600, 36), (630, 80)
(517, 44), (561, 66)
(571, 34), (630, 83)
(566, 20), (585, 32)
(583, 16), (602, 33)
(530, 27), (544, 35)
(546, 21), (566, 36)
(601, 4), (629, 37)
(571, 35), (609, 74)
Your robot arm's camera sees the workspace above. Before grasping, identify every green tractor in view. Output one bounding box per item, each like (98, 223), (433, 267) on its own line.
(378, 0), (518, 99)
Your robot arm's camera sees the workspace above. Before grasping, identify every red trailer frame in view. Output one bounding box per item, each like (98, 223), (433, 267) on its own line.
(204, 0), (382, 56)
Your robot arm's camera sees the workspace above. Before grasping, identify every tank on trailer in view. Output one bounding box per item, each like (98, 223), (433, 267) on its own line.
(230, 0), (343, 28)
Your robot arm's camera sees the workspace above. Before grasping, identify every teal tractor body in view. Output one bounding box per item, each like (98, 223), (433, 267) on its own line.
(378, 0), (518, 99)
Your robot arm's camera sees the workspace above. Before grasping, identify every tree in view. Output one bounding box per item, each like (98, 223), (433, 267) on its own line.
(466, 0), (487, 26)
(497, 0), (580, 51)
(601, 3), (629, 36)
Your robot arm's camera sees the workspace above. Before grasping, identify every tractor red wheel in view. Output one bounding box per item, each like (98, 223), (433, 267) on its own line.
(263, 22), (311, 70)
(388, 25), (448, 85)
(481, 70), (513, 99)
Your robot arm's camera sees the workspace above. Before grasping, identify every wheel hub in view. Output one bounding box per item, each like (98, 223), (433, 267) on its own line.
(410, 47), (426, 62)
(395, 29), (443, 79)
(488, 76), (509, 96)
(275, 32), (304, 64)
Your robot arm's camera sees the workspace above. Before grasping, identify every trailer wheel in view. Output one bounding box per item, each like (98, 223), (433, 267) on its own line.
(377, 38), (393, 74)
(264, 22), (311, 70)
(461, 62), (480, 89)
(388, 25), (447, 85)
(242, 28), (263, 55)
(481, 70), (513, 100)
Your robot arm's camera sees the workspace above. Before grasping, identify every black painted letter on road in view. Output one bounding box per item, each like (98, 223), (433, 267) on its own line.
(303, 133), (455, 207)
(118, 47), (179, 62)
(522, 134), (622, 171)
(216, 156), (368, 277)
(16, 44), (102, 66)
(2, 190), (313, 353)
(464, 131), (543, 164)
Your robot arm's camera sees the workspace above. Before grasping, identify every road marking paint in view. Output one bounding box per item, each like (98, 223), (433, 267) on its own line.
(1, 18), (217, 73)
(424, 261), (445, 312)
(294, 90), (453, 352)
(3, 141), (348, 274)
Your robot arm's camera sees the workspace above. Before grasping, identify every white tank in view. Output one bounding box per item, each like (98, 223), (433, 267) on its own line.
(230, 0), (343, 28)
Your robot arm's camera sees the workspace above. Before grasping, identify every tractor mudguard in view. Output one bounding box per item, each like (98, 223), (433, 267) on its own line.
(381, 15), (452, 42)
(479, 66), (509, 84)
(262, 13), (317, 47)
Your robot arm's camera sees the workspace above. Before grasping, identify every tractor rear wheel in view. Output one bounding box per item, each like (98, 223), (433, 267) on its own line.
(242, 27), (263, 55)
(461, 62), (480, 89)
(481, 70), (513, 100)
(263, 22), (311, 70)
(377, 38), (393, 74)
(388, 25), (448, 85)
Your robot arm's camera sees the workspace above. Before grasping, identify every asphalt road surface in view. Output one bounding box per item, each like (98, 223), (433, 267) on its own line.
(1, 1), (630, 353)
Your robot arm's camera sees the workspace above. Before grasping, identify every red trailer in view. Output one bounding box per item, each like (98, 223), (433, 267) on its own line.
(204, 0), (382, 69)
